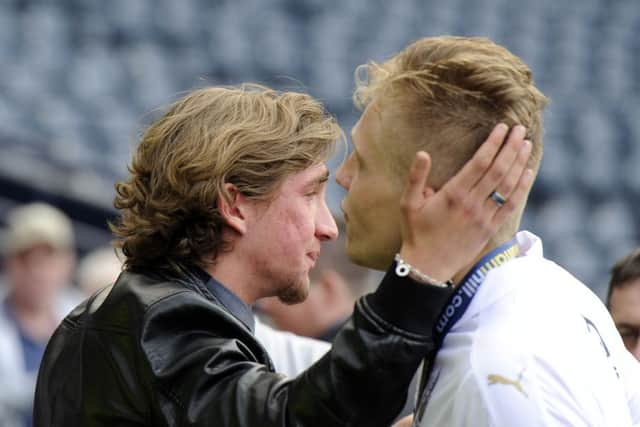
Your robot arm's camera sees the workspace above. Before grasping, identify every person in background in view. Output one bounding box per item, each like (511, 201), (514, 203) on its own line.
(607, 248), (640, 360)
(258, 219), (377, 342)
(0, 202), (79, 427)
(76, 246), (122, 297)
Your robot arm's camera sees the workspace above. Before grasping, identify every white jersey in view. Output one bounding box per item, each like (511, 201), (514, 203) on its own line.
(254, 316), (330, 377)
(415, 231), (640, 427)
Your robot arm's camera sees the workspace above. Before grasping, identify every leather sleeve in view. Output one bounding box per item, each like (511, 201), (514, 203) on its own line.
(141, 265), (454, 427)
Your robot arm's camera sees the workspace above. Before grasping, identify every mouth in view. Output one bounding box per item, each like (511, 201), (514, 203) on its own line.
(307, 252), (319, 267)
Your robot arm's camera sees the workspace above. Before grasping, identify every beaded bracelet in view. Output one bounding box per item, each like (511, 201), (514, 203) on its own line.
(394, 254), (453, 288)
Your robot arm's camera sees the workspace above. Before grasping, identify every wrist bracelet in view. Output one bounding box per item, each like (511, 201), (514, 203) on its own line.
(394, 254), (453, 288)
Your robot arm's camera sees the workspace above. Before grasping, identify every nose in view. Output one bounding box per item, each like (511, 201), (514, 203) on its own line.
(316, 199), (338, 241)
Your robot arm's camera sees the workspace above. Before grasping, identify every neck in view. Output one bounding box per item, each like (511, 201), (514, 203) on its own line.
(9, 293), (57, 341)
(202, 252), (260, 305)
(451, 234), (514, 286)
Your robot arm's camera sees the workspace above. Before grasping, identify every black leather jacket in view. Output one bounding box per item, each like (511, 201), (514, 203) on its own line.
(34, 264), (453, 426)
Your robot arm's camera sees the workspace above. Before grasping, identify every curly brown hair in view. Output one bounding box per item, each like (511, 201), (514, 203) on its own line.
(110, 84), (342, 272)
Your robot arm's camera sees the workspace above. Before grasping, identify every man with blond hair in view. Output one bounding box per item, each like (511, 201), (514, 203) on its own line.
(337, 36), (640, 426)
(34, 82), (531, 426)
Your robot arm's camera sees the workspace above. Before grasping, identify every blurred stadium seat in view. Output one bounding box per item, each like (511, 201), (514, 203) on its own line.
(0, 0), (638, 298)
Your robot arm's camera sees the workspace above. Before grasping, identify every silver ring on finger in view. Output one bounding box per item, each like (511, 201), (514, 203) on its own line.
(489, 190), (507, 207)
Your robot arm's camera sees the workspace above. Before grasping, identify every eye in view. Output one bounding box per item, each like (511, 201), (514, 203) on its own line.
(353, 151), (364, 170)
(305, 185), (322, 198)
(619, 328), (635, 338)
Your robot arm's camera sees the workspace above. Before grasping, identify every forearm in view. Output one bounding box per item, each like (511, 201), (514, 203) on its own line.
(150, 267), (453, 427)
(288, 263), (453, 426)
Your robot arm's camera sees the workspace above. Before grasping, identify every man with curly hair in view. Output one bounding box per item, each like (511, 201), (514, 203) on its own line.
(34, 83), (531, 426)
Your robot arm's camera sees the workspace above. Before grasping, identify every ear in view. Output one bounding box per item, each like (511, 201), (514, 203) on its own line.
(217, 183), (250, 235)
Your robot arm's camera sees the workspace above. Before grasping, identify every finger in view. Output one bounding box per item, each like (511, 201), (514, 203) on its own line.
(445, 123), (508, 191)
(423, 186), (436, 199)
(401, 151), (432, 212)
(482, 139), (532, 213)
(471, 125), (527, 200)
(491, 168), (534, 227)
(499, 139), (532, 198)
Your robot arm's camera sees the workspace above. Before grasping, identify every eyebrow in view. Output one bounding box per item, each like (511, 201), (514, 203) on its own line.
(616, 322), (640, 329)
(302, 169), (330, 191)
(316, 169), (330, 184)
(353, 145), (364, 165)
(347, 134), (364, 164)
(350, 123), (368, 163)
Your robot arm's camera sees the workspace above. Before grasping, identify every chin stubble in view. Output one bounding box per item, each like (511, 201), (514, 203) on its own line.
(277, 279), (309, 305)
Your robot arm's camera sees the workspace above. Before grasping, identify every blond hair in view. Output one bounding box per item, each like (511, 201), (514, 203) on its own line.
(354, 36), (549, 187)
(111, 84), (342, 271)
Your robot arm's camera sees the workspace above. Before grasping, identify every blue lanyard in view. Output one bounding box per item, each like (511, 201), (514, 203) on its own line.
(434, 238), (520, 343)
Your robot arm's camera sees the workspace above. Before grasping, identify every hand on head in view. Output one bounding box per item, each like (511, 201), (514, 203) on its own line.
(399, 124), (532, 283)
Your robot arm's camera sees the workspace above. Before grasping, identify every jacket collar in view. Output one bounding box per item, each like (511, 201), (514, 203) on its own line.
(133, 262), (256, 333)
(188, 265), (255, 333)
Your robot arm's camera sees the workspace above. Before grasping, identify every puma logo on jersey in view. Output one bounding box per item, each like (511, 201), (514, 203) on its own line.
(487, 368), (528, 398)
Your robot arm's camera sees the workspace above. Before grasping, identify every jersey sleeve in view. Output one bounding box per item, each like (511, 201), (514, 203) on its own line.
(253, 317), (330, 377)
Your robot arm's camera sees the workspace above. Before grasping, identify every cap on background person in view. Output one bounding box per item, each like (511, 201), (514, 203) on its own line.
(2, 202), (74, 256)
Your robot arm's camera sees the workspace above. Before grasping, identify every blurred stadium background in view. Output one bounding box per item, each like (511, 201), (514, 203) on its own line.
(0, 0), (638, 299)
